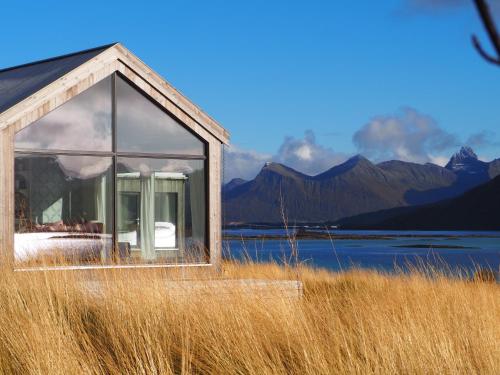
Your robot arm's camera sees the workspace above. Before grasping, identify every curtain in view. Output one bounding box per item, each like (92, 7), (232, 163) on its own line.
(95, 174), (109, 261)
(95, 175), (107, 230)
(140, 174), (156, 260)
(155, 193), (176, 225)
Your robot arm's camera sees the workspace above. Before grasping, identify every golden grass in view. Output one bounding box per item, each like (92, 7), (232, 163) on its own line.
(0, 262), (498, 374)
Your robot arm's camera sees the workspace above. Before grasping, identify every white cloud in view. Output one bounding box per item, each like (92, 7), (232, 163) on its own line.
(223, 145), (272, 182)
(295, 144), (312, 160)
(224, 109), (498, 182)
(428, 155), (449, 166)
(352, 107), (459, 164)
(274, 130), (347, 176)
(57, 156), (112, 179)
(223, 130), (347, 182)
(466, 130), (500, 149)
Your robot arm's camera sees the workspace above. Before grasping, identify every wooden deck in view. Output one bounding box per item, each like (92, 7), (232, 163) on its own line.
(82, 278), (303, 299)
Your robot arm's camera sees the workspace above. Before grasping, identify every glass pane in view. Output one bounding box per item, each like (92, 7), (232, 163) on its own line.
(116, 76), (205, 155)
(116, 157), (206, 264)
(14, 153), (113, 267)
(14, 77), (112, 152)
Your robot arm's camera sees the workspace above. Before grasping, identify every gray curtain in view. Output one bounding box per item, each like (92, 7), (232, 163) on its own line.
(155, 193), (176, 225)
(140, 174), (156, 260)
(95, 175), (107, 229)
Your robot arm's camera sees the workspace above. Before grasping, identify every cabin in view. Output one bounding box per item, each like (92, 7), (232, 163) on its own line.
(0, 43), (229, 270)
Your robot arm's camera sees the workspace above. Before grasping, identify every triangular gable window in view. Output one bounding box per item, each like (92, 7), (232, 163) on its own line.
(15, 76), (112, 152)
(115, 76), (205, 156)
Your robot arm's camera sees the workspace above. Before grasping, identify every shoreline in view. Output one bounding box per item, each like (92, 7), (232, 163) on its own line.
(223, 230), (500, 241)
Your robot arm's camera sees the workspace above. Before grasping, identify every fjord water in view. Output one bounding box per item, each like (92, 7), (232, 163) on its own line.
(223, 229), (500, 273)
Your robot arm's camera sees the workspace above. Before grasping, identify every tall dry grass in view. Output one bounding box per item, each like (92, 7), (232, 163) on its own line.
(0, 261), (498, 374)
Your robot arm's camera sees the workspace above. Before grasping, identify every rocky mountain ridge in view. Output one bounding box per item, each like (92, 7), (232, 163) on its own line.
(223, 147), (500, 224)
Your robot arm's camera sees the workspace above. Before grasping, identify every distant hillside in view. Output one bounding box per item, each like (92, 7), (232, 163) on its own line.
(371, 175), (500, 230)
(223, 178), (247, 193)
(223, 147), (500, 224)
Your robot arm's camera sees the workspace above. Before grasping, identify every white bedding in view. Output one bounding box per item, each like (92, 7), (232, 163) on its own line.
(15, 222), (177, 262)
(14, 232), (112, 262)
(155, 221), (176, 248)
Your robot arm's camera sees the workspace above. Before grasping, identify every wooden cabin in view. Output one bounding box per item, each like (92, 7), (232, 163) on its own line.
(0, 43), (229, 270)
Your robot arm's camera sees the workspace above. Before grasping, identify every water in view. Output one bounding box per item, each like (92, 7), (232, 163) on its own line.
(223, 229), (500, 273)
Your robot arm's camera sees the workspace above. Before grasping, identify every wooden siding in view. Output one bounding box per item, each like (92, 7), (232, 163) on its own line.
(208, 140), (222, 269)
(0, 126), (14, 266)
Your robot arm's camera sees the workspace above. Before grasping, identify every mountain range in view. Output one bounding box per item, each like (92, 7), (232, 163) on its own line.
(223, 146), (500, 226)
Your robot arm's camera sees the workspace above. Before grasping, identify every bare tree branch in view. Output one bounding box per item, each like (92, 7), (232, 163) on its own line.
(472, 0), (500, 66)
(472, 35), (500, 64)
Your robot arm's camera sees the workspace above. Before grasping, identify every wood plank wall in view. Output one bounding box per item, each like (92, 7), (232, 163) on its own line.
(208, 140), (222, 269)
(0, 126), (14, 266)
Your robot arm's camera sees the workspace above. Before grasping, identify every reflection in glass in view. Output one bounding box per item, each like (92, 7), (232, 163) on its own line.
(116, 76), (205, 155)
(14, 154), (113, 266)
(116, 158), (206, 263)
(13, 73), (209, 268)
(15, 77), (112, 152)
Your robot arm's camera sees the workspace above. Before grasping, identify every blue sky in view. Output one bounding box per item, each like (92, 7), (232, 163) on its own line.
(1, 0), (500, 180)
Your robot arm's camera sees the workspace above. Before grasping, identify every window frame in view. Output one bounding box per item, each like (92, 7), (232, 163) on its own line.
(13, 72), (210, 268)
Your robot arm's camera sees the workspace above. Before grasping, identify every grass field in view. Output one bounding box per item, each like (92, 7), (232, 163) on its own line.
(0, 261), (498, 374)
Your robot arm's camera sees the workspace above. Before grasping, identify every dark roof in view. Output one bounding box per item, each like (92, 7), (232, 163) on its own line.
(0, 43), (116, 114)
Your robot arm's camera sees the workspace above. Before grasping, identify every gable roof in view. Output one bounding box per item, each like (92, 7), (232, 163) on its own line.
(0, 43), (228, 143)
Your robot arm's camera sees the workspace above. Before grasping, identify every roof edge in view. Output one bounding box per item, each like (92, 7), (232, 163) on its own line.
(0, 42), (118, 74)
(112, 43), (230, 144)
(1, 43), (230, 144)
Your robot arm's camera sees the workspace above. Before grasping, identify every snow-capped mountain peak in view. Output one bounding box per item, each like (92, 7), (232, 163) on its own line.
(445, 146), (484, 173)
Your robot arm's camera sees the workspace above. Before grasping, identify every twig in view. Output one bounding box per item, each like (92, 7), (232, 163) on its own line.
(278, 184), (301, 279)
(472, 0), (500, 65)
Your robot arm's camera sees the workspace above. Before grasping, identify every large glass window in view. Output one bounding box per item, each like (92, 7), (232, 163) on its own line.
(14, 154), (113, 266)
(116, 158), (206, 263)
(15, 77), (112, 152)
(116, 76), (205, 155)
(14, 73), (208, 268)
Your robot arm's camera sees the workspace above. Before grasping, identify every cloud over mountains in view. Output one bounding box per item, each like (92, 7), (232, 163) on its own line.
(352, 107), (459, 165)
(224, 131), (346, 182)
(273, 130), (346, 177)
(224, 107), (498, 182)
